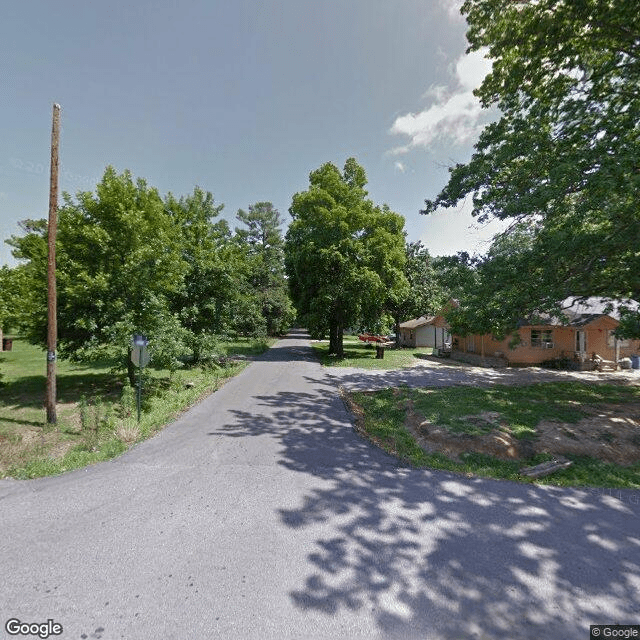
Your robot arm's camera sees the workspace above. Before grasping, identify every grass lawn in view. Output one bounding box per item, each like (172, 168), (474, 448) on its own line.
(0, 336), (273, 479)
(347, 382), (640, 488)
(313, 335), (435, 370)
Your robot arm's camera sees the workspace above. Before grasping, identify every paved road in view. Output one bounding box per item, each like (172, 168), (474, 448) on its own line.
(1, 330), (639, 640)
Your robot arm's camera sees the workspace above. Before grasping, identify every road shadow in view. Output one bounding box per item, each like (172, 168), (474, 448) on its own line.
(251, 331), (322, 364)
(209, 376), (640, 639)
(0, 372), (121, 409)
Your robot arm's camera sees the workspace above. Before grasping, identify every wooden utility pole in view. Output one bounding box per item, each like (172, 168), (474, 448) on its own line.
(46, 103), (61, 424)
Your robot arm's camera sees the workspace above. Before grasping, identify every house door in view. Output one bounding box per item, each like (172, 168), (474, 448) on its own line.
(576, 330), (587, 353)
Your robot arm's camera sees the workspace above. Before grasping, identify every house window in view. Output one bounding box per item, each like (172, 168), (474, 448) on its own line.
(531, 329), (553, 348)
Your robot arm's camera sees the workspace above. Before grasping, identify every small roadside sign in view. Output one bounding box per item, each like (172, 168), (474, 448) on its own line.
(131, 344), (150, 367)
(131, 335), (150, 423)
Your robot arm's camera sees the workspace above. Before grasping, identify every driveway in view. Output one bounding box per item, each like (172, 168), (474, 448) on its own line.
(1, 330), (638, 640)
(327, 349), (640, 392)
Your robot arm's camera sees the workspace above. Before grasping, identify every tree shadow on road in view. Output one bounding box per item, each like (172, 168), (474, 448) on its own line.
(250, 331), (321, 364)
(209, 374), (640, 640)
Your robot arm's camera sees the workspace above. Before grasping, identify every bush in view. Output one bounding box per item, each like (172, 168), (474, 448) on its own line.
(542, 356), (578, 370)
(188, 332), (224, 366)
(232, 298), (268, 338)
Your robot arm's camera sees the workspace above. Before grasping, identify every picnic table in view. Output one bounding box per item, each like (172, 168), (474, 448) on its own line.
(358, 333), (388, 344)
(358, 334), (394, 358)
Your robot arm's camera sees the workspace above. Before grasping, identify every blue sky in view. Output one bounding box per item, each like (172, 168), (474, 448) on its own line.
(1, 0), (505, 267)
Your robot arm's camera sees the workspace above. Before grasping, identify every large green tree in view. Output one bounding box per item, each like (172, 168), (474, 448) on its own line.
(7, 168), (291, 382)
(56, 167), (189, 377)
(285, 158), (407, 357)
(387, 241), (446, 345)
(165, 187), (248, 360)
(424, 0), (640, 333)
(0, 265), (20, 335)
(437, 225), (545, 338)
(235, 202), (296, 336)
(8, 168), (197, 382)
(4, 220), (49, 343)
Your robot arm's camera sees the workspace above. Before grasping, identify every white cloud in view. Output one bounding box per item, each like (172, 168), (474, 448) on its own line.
(455, 49), (492, 91)
(439, 0), (465, 21)
(418, 198), (510, 258)
(421, 84), (448, 102)
(389, 49), (493, 154)
(394, 161), (406, 173)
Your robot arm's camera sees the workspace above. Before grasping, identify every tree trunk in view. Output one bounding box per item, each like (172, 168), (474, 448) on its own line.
(329, 320), (339, 355)
(335, 319), (344, 358)
(394, 314), (401, 348)
(328, 314), (345, 358)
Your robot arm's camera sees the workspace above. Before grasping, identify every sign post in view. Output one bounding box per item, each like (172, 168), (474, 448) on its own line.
(131, 335), (150, 423)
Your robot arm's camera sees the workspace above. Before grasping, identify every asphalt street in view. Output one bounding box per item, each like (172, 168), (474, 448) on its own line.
(1, 330), (639, 639)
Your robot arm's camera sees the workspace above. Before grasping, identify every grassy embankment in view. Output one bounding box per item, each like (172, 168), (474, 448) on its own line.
(0, 336), (272, 479)
(312, 335), (640, 487)
(348, 383), (640, 488)
(312, 335), (435, 370)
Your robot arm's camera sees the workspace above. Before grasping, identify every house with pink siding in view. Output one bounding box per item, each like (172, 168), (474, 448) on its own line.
(451, 298), (640, 369)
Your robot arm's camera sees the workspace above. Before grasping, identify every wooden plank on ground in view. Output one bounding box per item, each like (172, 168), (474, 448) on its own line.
(520, 457), (572, 479)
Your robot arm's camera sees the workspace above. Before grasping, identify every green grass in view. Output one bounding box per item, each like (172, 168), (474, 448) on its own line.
(0, 336), (271, 479)
(408, 382), (636, 439)
(313, 335), (435, 370)
(348, 382), (640, 488)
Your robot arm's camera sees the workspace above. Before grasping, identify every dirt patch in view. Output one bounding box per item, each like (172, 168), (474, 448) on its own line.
(0, 425), (77, 475)
(535, 403), (640, 466)
(405, 401), (640, 466)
